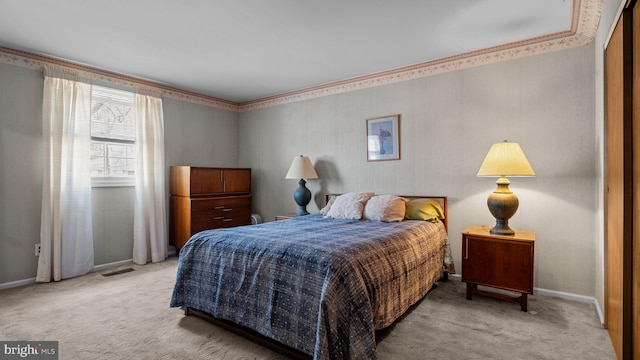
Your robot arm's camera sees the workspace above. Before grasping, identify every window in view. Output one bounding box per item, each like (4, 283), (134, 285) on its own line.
(90, 86), (135, 186)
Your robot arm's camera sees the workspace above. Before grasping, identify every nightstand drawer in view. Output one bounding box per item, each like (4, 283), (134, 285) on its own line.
(462, 235), (534, 293)
(461, 225), (535, 311)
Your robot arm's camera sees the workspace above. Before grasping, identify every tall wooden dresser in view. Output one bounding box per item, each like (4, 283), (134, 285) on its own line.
(169, 166), (251, 249)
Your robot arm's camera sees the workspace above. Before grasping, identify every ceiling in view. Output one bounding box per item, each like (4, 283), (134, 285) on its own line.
(0, 1), (576, 104)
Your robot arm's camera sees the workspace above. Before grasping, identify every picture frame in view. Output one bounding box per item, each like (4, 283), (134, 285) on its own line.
(366, 114), (400, 161)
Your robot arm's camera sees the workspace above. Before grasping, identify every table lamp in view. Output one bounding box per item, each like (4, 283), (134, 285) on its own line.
(477, 141), (535, 235)
(285, 155), (318, 216)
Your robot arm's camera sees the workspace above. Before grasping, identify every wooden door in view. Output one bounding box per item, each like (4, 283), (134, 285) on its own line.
(605, 12), (628, 360)
(605, 6), (635, 359)
(633, 3), (640, 358)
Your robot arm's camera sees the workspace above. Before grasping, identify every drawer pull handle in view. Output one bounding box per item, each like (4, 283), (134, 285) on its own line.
(464, 241), (469, 260)
(214, 206), (225, 209)
(223, 219), (233, 222)
(223, 208), (232, 212)
(214, 217), (224, 220)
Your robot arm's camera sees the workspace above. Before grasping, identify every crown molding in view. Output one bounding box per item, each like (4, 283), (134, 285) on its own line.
(0, 0), (603, 113)
(238, 0), (604, 111)
(0, 46), (239, 111)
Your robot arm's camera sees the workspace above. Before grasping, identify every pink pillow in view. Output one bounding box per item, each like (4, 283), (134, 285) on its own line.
(363, 195), (408, 222)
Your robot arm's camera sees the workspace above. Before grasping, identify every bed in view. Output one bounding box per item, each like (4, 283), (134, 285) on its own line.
(170, 193), (448, 359)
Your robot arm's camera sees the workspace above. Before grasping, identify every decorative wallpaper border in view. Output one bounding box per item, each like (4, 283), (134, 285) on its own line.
(238, 0), (603, 111)
(0, 46), (240, 112)
(0, 0), (603, 113)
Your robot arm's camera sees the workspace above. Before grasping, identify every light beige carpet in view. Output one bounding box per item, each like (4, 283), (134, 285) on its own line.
(0, 257), (615, 359)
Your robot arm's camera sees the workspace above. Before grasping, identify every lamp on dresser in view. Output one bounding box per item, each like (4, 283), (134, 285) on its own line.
(477, 140), (535, 235)
(285, 155), (319, 216)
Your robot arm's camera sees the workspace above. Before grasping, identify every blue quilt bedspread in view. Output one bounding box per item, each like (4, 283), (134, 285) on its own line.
(170, 214), (447, 359)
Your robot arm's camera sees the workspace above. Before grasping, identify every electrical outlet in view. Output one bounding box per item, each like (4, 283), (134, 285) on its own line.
(35, 243), (41, 256)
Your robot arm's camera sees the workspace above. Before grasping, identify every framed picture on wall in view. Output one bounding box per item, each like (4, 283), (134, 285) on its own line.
(366, 114), (400, 161)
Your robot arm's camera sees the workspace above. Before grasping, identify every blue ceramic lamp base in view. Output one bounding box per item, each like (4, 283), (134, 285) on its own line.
(293, 179), (312, 216)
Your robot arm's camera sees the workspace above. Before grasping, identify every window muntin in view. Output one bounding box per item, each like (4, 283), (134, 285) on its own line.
(90, 86), (135, 186)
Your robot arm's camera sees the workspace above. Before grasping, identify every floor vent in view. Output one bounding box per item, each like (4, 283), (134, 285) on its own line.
(102, 268), (135, 277)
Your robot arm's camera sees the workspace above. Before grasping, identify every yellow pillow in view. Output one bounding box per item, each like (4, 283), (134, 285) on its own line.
(404, 199), (444, 222)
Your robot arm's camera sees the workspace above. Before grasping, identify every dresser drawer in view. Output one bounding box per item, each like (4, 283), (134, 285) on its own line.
(191, 210), (251, 234)
(191, 196), (251, 213)
(169, 166), (252, 250)
(191, 208), (251, 233)
(190, 196), (251, 235)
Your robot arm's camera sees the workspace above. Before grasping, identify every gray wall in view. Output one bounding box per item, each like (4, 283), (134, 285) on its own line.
(0, 39), (603, 299)
(0, 63), (43, 284)
(0, 61), (240, 284)
(239, 44), (597, 296)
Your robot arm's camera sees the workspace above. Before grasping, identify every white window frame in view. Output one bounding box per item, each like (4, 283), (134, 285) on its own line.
(90, 86), (136, 187)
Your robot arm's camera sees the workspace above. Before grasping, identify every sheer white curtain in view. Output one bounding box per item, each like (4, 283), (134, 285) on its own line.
(37, 73), (94, 282)
(132, 93), (167, 264)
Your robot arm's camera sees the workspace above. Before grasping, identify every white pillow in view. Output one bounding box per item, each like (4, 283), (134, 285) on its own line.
(363, 195), (408, 222)
(320, 196), (336, 215)
(324, 192), (375, 220)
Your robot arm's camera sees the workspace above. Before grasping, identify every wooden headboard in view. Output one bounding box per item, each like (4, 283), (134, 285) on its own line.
(324, 193), (448, 232)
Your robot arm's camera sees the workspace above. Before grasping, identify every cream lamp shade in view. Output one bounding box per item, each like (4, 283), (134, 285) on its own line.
(477, 141), (535, 177)
(286, 155), (318, 216)
(286, 155), (319, 180)
(477, 141), (535, 235)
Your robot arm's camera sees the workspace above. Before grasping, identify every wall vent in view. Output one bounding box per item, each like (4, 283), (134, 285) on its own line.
(102, 268), (135, 277)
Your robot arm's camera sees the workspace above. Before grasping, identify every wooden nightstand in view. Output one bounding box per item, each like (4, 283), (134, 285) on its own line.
(461, 225), (536, 311)
(275, 214), (296, 221)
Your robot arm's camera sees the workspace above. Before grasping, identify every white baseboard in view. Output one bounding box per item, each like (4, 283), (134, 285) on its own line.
(1, 244), (178, 291)
(0, 277), (36, 290)
(90, 259), (133, 273)
(0, 259), (134, 291)
(535, 287), (605, 327)
(534, 287), (593, 303)
(594, 299), (605, 327)
(448, 273), (605, 326)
